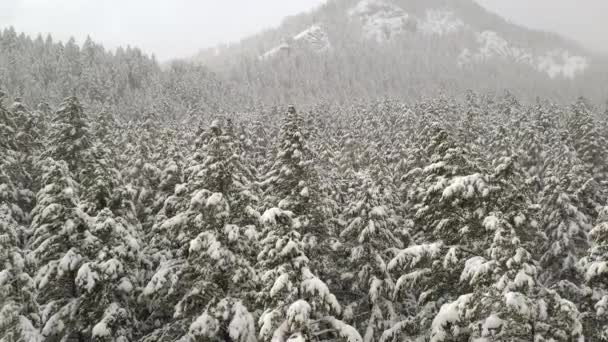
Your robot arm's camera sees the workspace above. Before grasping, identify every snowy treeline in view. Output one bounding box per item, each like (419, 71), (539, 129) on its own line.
(0, 27), (246, 120)
(3, 26), (608, 120)
(1, 92), (608, 342)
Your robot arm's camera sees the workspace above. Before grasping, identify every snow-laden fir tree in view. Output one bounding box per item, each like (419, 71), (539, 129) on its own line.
(10, 99), (45, 158)
(82, 208), (142, 342)
(256, 207), (362, 342)
(0, 99), (38, 219)
(0, 162), (41, 342)
(567, 98), (608, 186)
(384, 125), (498, 341)
(496, 90), (522, 122)
(185, 119), (259, 226)
(538, 145), (591, 295)
(141, 121), (260, 341)
(263, 106), (330, 269)
(410, 124), (491, 245)
(0, 93), (18, 152)
(90, 110), (118, 154)
(78, 144), (122, 216)
(43, 97), (92, 174)
(173, 192), (258, 342)
(30, 159), (143, 341)
(158, 158), (183, 203)
(578, 206), (608, 340)
(339, 174), (408, 342)
(428, 157), (583, 342)
(145, 120), (258, 268)
(458, 90), (486, 148)
(429, 213), (584, 342)
(514, 100), (559, 195)
(29, 159), (88, 341)
(119, 117), (164, 232)
(248, 118), (272, 175)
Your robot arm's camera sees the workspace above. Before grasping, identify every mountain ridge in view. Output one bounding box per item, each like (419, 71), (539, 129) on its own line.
(191, 0), (607, 105)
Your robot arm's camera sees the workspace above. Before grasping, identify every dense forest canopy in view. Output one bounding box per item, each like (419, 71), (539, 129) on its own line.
(2, 82), (608, 340)
(2, 3), (608, 339)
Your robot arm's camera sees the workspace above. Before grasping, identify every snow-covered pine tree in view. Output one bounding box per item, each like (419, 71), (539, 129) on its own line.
(0, 162), (41, 342)
(257, 207), (362, 342)
(29, 158), (89, 341)
(43, 97), (92, 174)
(538, 146), (591, 292)
(172, 192), (258, 342)
(119, 116), (164, 232)
(81, 208), (142, 342)
(90, 109), (118, 153)
(158, 158), (183, 203)
(147, 120), (258, 265)
(397, 119), (438, 211)
(497, 90), (522, 122)
(411, 124), (491, 245)
(339, 174), (408, 342)
(487, 123), (515, 161)
(141, 121), (260, 340)
(185, 119), (258, 226)
(578, 206), (608, 340)
(79, 144), (122, 216)
(248, 118), (272, 176)
(0, 93), (18, 152)
(263, 106), (330, 269)
(458, 90), (485, 147)
(30, 158), (142, 341)
(429, 157), (583, 341)
(566, 98), (608, 219)
(0, 99), (37, 220)
(430, 213), (584, 342)
(515, 100), (558, 195)
(10, 99), (45, 159)
(384, 124), (497, 341)
(567, 98), (608, 181)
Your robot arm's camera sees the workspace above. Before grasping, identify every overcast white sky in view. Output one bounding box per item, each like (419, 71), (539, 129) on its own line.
(1, 0), (607, 61)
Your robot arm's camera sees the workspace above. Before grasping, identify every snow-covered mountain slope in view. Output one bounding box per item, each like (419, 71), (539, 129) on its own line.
(260, 43), (291, 60)
(418, 8), (465, 36)
(347, 0), (465, 42)
(192, 0), (607, 104)
(344, 0), (588, 79)
(257, 0), (592, 80)
(348, 0), (414, 42)
(261, 25), (330, 60)
(458, 31), (589, 79)
(293, 24), (331, 51)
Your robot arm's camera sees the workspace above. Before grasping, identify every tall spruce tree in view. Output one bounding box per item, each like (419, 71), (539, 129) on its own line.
(339, 175), (408, 342)
(44, 97), (92, 174)
(29, 159), (89, 341)
(0, 163), (41, 341)
(141, 121), (260, 341)
(263, 106), (332, 273)
(579, 206), (608, 340)
(256, 207), (361, 342)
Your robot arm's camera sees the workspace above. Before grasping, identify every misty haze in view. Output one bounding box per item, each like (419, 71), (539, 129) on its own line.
(1, 1), (608, 341)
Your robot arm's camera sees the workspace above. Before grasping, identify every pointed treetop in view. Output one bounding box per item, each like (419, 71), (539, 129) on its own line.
(210, 119), (221, 135)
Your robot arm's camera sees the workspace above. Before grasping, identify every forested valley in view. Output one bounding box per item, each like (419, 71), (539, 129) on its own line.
(1, 23), (608, 342)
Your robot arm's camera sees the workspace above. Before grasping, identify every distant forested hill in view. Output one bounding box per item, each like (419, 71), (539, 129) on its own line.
(0, 27), (250, 119)
(194, 0), (608, 105)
